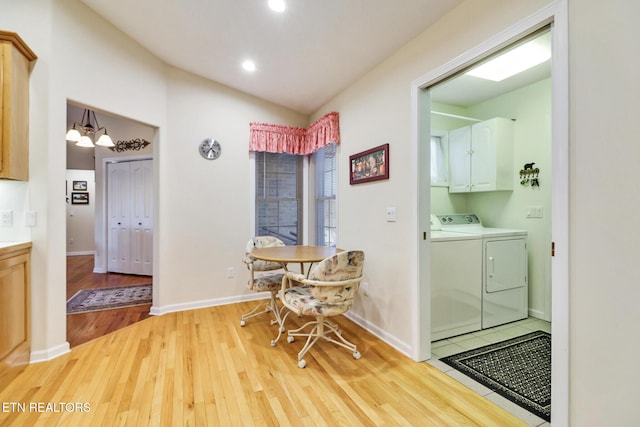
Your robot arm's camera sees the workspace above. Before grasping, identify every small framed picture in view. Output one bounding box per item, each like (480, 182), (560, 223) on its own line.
(349, 143), (390, 185)
(73, 181), (87, 191)
(71, 192), (89, 205)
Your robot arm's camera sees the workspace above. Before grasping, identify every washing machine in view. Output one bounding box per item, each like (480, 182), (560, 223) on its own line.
(433, 214), (528, 329)
(430, 225), (482, 340)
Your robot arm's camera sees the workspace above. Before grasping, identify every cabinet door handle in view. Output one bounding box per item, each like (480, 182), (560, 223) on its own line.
(488, 256), (495, 277)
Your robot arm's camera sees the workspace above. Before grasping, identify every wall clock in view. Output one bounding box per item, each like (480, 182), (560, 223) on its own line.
(199, 138), (222, 160)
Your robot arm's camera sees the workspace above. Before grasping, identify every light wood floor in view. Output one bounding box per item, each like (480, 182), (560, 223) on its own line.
(67, 255), (152, 347)
(1, 300), (525, 426)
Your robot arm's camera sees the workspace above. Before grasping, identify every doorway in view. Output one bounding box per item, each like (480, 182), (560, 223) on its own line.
(66, 103), (156, 346)
(413, 4), (569, 425)
(430, 28), (552, 332)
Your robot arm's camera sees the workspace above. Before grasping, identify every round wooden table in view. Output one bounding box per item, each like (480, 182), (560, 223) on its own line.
(250, 245), (341, 265)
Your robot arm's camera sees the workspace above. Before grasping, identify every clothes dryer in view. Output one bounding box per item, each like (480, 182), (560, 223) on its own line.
(433, 214), (528, 329)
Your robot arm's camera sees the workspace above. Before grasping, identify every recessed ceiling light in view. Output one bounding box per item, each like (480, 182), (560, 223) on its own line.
(242, 60), (256, 72)
(466, 36), (551, 82)
(268, 0), (286, 13)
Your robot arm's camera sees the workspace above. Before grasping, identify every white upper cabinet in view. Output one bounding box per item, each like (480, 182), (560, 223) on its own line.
(448, 117), (514, 193)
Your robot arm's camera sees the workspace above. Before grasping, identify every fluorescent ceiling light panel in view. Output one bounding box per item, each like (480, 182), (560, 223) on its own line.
(466, 37), (551, 82)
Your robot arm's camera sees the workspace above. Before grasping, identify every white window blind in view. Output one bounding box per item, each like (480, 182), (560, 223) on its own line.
(255, 152), (302, 245)
(313, 143), (337, 246)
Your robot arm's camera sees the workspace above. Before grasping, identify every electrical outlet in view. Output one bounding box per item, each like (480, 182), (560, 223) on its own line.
(227, 267), (236, 278)
(386, 207), (397, 222)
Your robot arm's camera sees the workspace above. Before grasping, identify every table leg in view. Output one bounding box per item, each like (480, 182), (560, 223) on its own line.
(271, 263), (291, 346)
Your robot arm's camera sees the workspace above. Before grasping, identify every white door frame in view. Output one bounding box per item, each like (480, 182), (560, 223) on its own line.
(410, 1), (568, 425)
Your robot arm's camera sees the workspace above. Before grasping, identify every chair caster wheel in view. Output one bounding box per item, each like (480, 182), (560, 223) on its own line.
(279, 327), (285, 333)
(270, 340), (277, 347)
(240, 320), (246, 327)
(353, 351), (361, 360)
(287, 336), (294, 343)
(298, 359), (306, 369)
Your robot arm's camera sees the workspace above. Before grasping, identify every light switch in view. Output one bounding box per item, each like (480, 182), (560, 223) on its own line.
(25, 211), (37, 227)
(386, 207), (397, 222)
(0, 210), (13, 227)
(526, 206), (543, 218)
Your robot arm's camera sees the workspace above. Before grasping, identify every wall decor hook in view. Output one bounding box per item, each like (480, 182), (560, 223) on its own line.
(520, 162), (541, 187)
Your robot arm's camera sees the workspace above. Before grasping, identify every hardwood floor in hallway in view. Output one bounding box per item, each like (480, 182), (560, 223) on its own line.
(66, 255), (152, 347)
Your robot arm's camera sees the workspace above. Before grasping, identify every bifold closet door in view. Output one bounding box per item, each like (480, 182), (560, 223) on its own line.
(107, 160), (153, 275)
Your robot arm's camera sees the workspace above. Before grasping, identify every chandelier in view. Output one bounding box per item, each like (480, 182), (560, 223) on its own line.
(65, 109), (114, 148)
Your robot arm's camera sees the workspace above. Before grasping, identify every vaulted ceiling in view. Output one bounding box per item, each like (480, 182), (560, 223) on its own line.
(80, 0), (463, 114)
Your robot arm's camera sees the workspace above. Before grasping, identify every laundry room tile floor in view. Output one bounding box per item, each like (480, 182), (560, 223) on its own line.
(427, 317), (552, 427)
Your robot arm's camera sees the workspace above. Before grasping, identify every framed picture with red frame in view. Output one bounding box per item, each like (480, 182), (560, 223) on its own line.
(349, 143), (389, 185)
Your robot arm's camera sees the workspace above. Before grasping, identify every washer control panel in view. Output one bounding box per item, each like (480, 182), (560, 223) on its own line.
(435, 214), (481, 226)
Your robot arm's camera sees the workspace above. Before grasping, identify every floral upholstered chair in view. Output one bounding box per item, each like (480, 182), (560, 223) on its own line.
(241, 236), (286, 334)
(280, 250), (365, 368)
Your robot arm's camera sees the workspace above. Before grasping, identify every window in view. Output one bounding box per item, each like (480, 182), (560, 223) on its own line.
(313, 143), (337, 246)
(431, 131), (448, 186)
(255, 152), (302, 245)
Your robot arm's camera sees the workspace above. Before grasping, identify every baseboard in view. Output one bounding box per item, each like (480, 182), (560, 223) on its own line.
(150, 293), (266, 316)
(66, 251), (96, 256)
(528, 308), (548, 321)
(344, 311), (411, 358)
(30, 342), (71, 364)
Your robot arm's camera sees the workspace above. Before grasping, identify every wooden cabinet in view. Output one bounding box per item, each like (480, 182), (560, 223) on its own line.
(0, 242), (31, 393)
(0, 31), (37, 181)
(448, 117), (514, 193)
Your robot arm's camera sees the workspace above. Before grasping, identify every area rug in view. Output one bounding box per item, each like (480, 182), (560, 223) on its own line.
(440, 330), (551, 421)
(67, 284), (152, 314)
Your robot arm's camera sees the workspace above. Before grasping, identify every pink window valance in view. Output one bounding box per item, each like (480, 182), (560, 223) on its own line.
(249, 112), (340, 155)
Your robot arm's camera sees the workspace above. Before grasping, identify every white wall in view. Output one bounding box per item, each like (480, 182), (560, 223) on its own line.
(569, 0), (640, 425)
(158, 66), (308, 307)
(65, 169), (95, 254)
